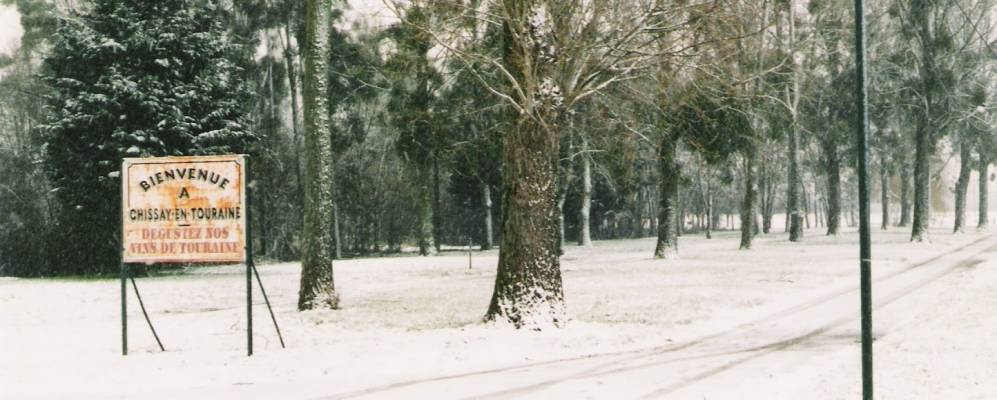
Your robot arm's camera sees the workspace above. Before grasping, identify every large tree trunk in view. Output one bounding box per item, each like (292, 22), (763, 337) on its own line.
(485, 2), (565, 328)
(953, 139), (972, 233)
(880, 162), (890, 230)
(578, 139), (593, 246)
(899, 158), (912, 226)
(979, 154), (989, 230)
(911, 122), (932, 242)
(740, 152), (757, 249)
(825, 148), (842, 235)
(298, 0), (338, 310)
(654, 135), (679, 259)
(481, 181), (494, 250)
(485, 113), (564, 327)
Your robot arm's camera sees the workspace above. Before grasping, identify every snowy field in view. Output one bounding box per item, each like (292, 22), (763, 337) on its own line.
(3, 226), (997, 399)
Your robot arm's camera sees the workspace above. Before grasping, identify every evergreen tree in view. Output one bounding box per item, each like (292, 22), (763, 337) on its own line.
(41, 0), (253, 275)
(385, 5), (445, 256)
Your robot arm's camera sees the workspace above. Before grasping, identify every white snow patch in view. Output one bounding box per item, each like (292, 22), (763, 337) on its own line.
(3, 226), (996, 398)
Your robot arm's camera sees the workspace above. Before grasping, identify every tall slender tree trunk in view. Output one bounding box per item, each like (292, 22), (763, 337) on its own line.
(817, 190), (825, 228)
(482, 181), (494, 250)
(557, 187), (566, 255)
(740, 152), (757, 249)
(788, 129), (803, 241)
(953, 140), (972, 233)
(647, 185), (659, 236)
(644, 187), (655, 236)
(899, 159), (912, 226)
(825, 150), (842, 235)
(578, 139), (593, 246)
(803, 184), (812, 229)
(298, 0), (338, 310)
(431, 154), (443, 252)
(654, 135), (679, 259)
(333, 201), (342, 259)
(705, 185), (713, 239)
(677, 194), (685, 237)
(785, 4), (803, 242)
(485, 2), (565, 328)
(880, 162), (890, 230)
(770, 182), (777, 228)
(911, 122), (932, 242)
(417, 167), (435, 256)
(283, 24), (305, 228)
(758, 165), (769, 234)
(711, 207), (721, 231)
(556, 161), (571, 255)
(978, 154), (989, 230)
(762, 176), (775, 234)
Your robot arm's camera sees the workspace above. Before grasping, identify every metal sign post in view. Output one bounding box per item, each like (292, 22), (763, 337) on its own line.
(853, 0), (874, 398)
(246, 157), (253, 357)
(119, 155), (281, 357)
(120, 259), (127, 356)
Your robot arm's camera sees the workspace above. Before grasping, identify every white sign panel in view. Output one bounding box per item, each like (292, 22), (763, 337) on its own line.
(121, 155), (247, 263)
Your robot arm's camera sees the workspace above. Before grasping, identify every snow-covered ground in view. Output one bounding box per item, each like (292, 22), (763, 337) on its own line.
(2, 226), (996, 399)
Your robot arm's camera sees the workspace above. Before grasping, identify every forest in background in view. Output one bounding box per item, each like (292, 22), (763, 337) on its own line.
(0, 0), (995, 326)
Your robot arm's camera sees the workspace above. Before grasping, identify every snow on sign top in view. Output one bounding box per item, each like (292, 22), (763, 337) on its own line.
(121, 155), (247, 264)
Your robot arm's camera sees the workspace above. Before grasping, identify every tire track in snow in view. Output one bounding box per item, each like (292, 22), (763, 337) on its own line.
(471, 239), (996, 400)
(633, 244), (992, 399)
(316, 235), (996, 400)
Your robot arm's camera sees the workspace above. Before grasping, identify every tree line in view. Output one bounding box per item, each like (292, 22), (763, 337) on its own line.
(0, 0), (994, 328)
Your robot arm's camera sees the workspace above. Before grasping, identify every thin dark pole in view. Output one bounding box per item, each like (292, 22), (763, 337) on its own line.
(129, 276), (165, 351)
(121, 262), (127, 356)
(251, 263), (285, 348)
(854, 0), (874, 398)
(120, 177), (128, 356)
(246, 155), (254, 357)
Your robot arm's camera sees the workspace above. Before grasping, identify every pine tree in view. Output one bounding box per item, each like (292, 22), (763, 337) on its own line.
(41, 0), (253, 275)
(385, 5), (445, 256)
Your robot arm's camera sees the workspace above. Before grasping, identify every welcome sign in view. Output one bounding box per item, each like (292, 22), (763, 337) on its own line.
(121, 155), (247, 263)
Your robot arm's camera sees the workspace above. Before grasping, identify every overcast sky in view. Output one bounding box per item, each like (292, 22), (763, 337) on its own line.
(0, 2), (399, 57)
(0, 5), (23, 54)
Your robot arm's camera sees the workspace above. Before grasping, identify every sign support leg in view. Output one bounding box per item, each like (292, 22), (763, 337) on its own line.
(251, 263), (285, 348)
(130, 275), (165, 351)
